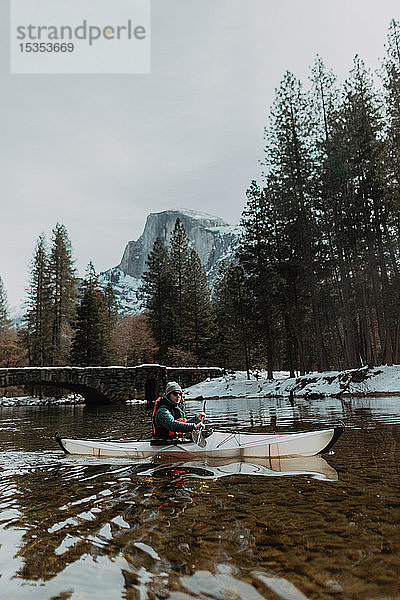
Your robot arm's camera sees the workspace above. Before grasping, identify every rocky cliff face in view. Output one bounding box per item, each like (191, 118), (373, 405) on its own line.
(100, 209), (240, 313)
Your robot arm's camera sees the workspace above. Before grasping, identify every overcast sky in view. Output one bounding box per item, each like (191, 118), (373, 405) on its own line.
(1, 0), (399, 308)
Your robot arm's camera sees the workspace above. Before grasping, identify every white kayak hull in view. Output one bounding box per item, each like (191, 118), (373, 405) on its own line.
(55, 426), (343, 459)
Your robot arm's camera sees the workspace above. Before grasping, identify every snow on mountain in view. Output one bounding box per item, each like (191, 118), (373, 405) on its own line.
(99, 209), (241, 313)
(10, 302), (26, 327)
(168, 207), (230, 224)
(99, 269), (143, 313)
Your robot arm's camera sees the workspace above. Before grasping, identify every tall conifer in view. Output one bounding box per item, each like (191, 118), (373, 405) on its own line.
(310, 56), (359, 369)
(239, 181), (279, 378)
(382, 19), (400, 361)
(104, 282), (119, 329)
(213, 263), (251, 376)
(183, 249), (214, 363)
(169, 218), (190, 345)
(141, 238), (176, 361)
(70, 263), (112, 366)
(340, 57), (390, 365)
(48, 223), (77, 365)
(24, 235), (52, 366)
(264, 71), (326, 373)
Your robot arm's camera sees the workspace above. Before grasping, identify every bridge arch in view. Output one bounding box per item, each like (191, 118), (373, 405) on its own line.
(145, 378), (158, 403)
(0, 365), (223, 404)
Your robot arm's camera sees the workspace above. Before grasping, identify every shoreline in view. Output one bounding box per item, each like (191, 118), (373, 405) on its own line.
(184, 365), (400, 401)
(189, 390), (400, 400)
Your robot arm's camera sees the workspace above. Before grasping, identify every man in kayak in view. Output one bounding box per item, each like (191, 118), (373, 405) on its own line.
(151, 381), (205, 442)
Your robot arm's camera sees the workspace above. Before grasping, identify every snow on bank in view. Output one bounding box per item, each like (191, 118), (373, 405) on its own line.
(183, 365), (400, 400)
(126, 398), (147, 404)
(0, 394), (85, 407)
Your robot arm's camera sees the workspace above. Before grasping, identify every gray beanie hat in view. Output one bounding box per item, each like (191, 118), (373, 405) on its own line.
(165, 381), (182, 396)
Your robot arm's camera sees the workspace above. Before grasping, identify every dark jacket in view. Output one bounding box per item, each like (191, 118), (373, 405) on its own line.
(152, 394), (197, 439)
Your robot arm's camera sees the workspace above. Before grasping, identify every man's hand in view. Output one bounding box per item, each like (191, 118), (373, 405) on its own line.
(197, 412), (206, 420)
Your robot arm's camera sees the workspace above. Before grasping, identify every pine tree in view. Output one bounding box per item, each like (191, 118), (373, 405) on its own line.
(382, 19), (400, 362)
(48, 223), (77, 365)
(141, 238), (176, 361)
(183, 249), (214, 363)
(103, 282), (119, 363)
(239, 181), (280, 378)
(213, 263), (252, 376)
(383, 19), (400, 184)
(310, 56), (360, 369)
(104, 282), (119, 329)
(70, 263), (112, 366)
(169, 218), (191, 345)
(338, 56), (390, 366)
(263, 71), (327, 373)
(24, 235), (52, 366)
(212, 263), (232, 369)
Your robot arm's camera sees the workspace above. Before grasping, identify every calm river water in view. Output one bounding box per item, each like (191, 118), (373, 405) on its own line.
(0, 396), (399, 600)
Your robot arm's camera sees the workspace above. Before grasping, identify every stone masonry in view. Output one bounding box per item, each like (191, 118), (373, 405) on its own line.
(0, 365), (223, 404)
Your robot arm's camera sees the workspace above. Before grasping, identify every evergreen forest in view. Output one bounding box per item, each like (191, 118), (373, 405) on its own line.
(215, 20), (400, 375)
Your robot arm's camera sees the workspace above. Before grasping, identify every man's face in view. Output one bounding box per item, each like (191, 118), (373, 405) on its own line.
(169, 391), (182, 404)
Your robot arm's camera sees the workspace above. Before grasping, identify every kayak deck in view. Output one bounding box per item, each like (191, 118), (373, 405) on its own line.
(55, 426), (343, 459)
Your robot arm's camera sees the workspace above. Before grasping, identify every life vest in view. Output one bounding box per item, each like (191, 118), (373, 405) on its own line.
(152, 395), (186, 439)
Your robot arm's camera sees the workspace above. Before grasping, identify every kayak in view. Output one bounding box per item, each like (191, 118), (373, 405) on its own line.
(56, 427), (343, 459)
(55, 425), (343, 459)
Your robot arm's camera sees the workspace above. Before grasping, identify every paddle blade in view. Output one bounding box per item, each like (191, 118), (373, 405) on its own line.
(192, 428), (207, 448)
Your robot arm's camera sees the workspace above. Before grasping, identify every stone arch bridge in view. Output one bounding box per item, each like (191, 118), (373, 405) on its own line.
(0, 365), (223, 404)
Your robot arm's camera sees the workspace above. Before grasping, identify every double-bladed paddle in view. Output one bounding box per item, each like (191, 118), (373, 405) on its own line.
(192, 400), (207, 448)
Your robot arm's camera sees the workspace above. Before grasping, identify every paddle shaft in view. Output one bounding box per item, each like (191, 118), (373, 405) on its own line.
(192, 400), (207, 447)
(197, 399), (207, 445)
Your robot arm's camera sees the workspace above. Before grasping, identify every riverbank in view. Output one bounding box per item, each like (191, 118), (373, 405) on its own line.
(184, 365), (400, 400)
(0, 394), (85, 406)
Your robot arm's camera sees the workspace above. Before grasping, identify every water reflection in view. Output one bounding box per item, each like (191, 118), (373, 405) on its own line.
(185, 395), (400, 430)
(0, 397), (400, 598)
(138, 455), (338, 482)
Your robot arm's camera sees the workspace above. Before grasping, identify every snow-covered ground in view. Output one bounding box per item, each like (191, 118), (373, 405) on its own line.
(183, 365), (400, 400)
(0, 394), (85, 407)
